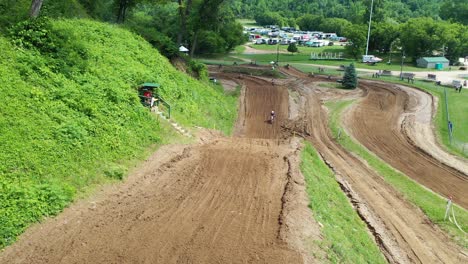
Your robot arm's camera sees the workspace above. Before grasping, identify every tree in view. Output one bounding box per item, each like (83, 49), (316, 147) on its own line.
(29, 0), (43, 18)
(254, 11), (285, 27)
(287, 42), (298, 54)
(188, 0), (226, 57)
(177, 0), (193, 45)
(318, 18), (351, 36)
(370, 22), (399, 53)
(342, 63), (357, 89)
(115, 0), (146, 23)
(343, 24), (367, 59)
(440, 0), (468, 25)
(296, 14), (323, 31)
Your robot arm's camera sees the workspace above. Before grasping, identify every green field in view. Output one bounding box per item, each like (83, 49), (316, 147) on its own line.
(238, 19), (257, 27)
(208, 43), (449, 73)
(325, 100), (468, 248)
(300, 142), (387, 263)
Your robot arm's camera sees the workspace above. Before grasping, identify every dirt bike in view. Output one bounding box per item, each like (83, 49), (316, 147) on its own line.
(270, 114), (275, 124)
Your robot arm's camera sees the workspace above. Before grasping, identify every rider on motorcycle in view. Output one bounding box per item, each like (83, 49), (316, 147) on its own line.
(270, 110), (276, 123)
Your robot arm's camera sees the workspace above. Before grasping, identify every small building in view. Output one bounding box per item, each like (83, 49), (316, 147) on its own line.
(416, 57), (449, 69)
(179, 46), (189, 54)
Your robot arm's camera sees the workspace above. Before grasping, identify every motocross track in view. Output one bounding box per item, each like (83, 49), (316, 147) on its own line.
(280, 66), (467, 263)
(2, 65), (467, 263)
(0, 74), (319, 263)
(346, 81), (468, 208)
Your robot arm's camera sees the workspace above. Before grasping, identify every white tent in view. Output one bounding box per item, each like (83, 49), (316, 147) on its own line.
(179, 46), (189, 53)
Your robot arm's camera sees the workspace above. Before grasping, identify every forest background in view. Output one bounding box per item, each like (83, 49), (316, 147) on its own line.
(1, 0), (467, 63)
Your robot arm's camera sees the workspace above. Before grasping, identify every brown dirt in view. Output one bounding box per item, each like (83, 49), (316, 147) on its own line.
(345, 80), (468, 208)
(2, 65), (467, 264)
(0, 72), (320, 264)
(280, 67), (467, 263)
(396, 85), (468, 175)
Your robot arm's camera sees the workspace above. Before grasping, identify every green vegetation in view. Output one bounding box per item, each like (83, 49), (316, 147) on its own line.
(236, 1), (467, 64)
(235, 0), (446, 24)
(287, 43), (298, 54)
(0, 1), (247, 58)
(290, 64), (344, 77)
(325, 100), (468, 248)
(0, 18), (238, 248)
(342, 63), (357, 89)
(300, 142), (386, 263)
(223, 45), (431, 72)
(221, 66), (284, 78)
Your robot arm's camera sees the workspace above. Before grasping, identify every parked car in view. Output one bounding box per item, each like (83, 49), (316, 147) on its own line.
(362, 55), (382, 63)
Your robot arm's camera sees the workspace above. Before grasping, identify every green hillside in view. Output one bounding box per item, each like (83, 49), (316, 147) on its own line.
(0, 18), (237, 247)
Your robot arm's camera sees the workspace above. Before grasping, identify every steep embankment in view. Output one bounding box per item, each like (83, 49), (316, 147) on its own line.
(0, 19), (237, 248)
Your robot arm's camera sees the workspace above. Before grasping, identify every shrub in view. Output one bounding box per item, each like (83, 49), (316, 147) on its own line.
(342, 63), (357, 89)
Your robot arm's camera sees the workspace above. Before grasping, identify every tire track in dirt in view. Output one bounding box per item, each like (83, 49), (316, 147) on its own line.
(346, 81), (468, 208)
(0, 71), (318, 263)
(280, 67), (467, 263)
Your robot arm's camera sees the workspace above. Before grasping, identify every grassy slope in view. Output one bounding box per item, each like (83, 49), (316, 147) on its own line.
(326, 100), (467, 248)
(300, 143), (386, 263)
(0, 19), (237, 247)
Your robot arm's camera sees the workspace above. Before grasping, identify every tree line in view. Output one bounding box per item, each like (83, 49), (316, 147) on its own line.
(0, 0), (247, 58)
(0, 1), (466, 63)
(247, 1), (467, 64)
(233, 0), (466, 26)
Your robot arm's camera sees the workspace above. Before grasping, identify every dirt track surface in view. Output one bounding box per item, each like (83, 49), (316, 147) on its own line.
(346, 81), (468, 208)
(2, 65), (467, 263)
(0, 74), (318, 263)
(280, 67), (467, 263)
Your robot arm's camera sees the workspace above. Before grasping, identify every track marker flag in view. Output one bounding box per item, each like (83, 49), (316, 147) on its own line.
(444, 196), (466, 234)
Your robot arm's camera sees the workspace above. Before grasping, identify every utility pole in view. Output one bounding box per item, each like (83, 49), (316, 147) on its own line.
(444, 86), (452, 145)
(400, 51), (405, 80)
(276, 43), (280, 65)
(365, 0), (374, 56)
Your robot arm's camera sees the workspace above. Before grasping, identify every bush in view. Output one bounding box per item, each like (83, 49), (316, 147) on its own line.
(188, 59), (208, 80)
(342, 63), (357, 89)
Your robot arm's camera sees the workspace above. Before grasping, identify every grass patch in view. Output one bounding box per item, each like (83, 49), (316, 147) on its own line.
(318, 82), (345, 89)
(300, 142), (386, 263)
(291, 63), (345, 77)
(225, 44), (429, 72)
(237, 19), (257, 27)
(325, 100), (468, 248)
(233, 45), (246, 54)
(221, 66), (285, 78)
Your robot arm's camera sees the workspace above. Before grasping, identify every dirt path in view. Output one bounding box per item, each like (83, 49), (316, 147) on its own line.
(395, 85), (468, 175)
(345, 81), (468, 208)
(280, 67), (467, 263)
(0, 74), (318, 263)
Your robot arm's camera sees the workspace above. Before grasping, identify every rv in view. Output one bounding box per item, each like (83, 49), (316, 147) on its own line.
(362, 55), (382, 63)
